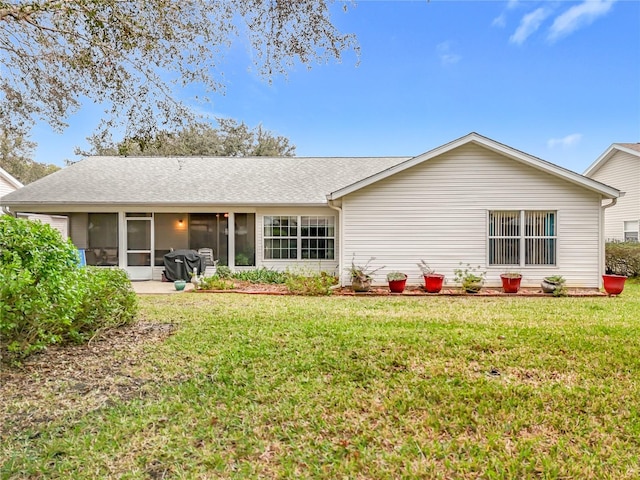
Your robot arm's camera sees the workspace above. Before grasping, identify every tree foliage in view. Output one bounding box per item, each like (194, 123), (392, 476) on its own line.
(0, 127), (60, 183)
(81, 119), (295, 157)
(0, 1), (357, 140)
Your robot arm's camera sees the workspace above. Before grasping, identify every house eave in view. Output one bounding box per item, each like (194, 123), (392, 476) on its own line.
(584, 144), (640, 177)
(328, 132), (621, 201)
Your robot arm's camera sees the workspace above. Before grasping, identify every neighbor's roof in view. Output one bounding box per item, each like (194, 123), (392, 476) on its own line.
(584, 142), (640, 177)
(328, 132), (621, 200)
(0, 156), (409, 207)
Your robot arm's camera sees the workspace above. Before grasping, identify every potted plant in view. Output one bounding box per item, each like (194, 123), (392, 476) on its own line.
(386, 271), (408, 293)
(500, 272), (522, 293)
(417, 260), (445, 293)
(602, 273), (627, 295)
(347, 255), (384, 292)
(541, 275), (566, 296)
(453, 263), (486, 294)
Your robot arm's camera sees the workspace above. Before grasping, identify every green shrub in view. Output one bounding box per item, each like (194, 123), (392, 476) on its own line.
(231, 267), (287, 284)
(0, 216), (138, 361)
(285, 269), (338, 296)
(215, 265), (232, 278)
(1, 216), (83, 357)
(74, 267), (138, 337)
(606, 242), (640, 277)
(199, 276), (235, 290)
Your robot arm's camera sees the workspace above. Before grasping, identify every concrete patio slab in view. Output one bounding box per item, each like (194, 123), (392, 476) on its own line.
(131, 280), (195, 294)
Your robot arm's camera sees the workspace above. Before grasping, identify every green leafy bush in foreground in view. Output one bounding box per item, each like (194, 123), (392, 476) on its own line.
(0, 216), (138, 360)
(606, 241), (640, 277)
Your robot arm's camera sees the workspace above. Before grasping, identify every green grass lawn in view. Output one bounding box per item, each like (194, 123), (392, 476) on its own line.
(2, 282), (640, 479)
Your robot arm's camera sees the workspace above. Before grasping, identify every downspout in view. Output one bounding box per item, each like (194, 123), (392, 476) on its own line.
(599, 197), (619, 285)
(327, 199), (344, 286)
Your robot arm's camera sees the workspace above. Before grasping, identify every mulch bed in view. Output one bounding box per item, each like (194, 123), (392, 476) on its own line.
(194, 282), (606, 297)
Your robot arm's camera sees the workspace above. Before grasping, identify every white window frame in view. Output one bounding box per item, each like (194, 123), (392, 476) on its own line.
(263, 215), (335, 261)
(488, 210), (557, 267)
(624, 220), (639, 242)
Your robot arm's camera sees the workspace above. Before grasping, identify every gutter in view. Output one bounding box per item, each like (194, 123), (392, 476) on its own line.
(327, 200), (344, 286)
(1, 205), (15, 216)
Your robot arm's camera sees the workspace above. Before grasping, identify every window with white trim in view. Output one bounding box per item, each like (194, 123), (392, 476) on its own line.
(489, 211), (557, 266)
(264, 215), (335, 260)
(624, 220), (639, 242)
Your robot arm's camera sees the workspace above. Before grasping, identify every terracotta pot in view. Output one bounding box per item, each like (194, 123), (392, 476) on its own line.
(424, 274), (444, 293)
(602, 274), (627, 295)
(500, 274), (522, 294)
(388, 278), (407, 293)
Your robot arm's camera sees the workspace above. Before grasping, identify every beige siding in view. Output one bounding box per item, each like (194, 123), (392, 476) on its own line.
(256, 206), (339, 274)
(588, 151), (640, 241)
(0, 176), (18, 198)
(341, 143), (603, 287)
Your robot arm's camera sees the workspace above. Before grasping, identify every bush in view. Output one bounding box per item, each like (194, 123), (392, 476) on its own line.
(0, 216), (137, 361)
(231, 267), (288, 284)
(74, 267), (138, 337)
(606, 242), (640, 277)
(1, 216), (83, 357)
(199, 276), (235, 290)
(285, 269), (338, 296)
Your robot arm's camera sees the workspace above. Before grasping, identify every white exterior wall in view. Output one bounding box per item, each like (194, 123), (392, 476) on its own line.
(341, 143), (604, 288)
(256, 206), (339, 274)
(0, 175), (17, 198)
(587, 150), (640, 241)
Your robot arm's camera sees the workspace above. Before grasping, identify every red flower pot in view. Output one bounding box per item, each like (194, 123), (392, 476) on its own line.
(602, 274), (627, 295)
(424, 274), (444, 293)
(500, 274), (522, 294)
(388, 278), (407, 293)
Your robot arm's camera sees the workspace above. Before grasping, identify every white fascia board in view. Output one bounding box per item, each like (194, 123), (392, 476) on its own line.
(584, 144), (640, 177)
(327, 132), (620, 201)
(327, 133), (479, 201)
(0, 167), (24, 189)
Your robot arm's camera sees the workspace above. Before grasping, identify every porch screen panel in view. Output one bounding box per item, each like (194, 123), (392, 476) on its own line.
(488, 211), (520, 265)
(264, 216), (297, 259)
(525, 211), (556, 265)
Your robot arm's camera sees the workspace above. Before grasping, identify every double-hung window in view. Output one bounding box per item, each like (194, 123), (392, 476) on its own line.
(624, 220), (639, 242)
(489, 211), (557, 266)
(264, 215), (335, 260)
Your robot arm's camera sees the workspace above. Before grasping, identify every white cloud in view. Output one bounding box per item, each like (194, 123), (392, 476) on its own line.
(547, 133), (583, 149)
(492, 13), (507, 28)
(510, 7), (551, 45)
(548, 0), (616, 42)
(492, 1), (520, 28)
(436, 42), (461, 65)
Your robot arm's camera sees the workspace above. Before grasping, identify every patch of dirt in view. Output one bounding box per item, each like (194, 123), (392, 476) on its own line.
(0, 322), (176, 439)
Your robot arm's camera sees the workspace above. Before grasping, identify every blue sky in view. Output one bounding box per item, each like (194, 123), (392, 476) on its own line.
(34, 0), (639, 174)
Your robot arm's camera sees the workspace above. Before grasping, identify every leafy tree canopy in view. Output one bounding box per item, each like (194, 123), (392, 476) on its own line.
(80, 119), (296, 157)
(0, 1), (357, 141)
(0, 127), (60, 184)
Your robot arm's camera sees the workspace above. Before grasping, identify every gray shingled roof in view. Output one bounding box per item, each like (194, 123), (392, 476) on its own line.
(1, 156), (410, 206)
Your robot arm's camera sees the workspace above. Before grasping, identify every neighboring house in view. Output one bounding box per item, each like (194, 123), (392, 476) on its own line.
(0, 166), (23, 199)
(0, 133), (620, 287)
(584, 143), (640, 242)
(1, 166), (68, 237)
